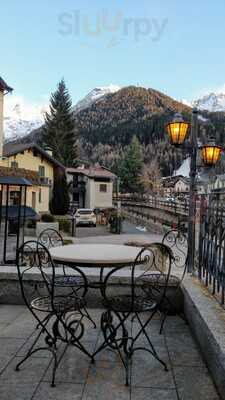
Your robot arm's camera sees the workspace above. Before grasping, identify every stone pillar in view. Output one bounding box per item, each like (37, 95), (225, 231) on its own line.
(0, 90), (4, 160)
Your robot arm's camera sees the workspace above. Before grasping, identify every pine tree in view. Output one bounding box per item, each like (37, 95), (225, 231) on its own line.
(119, 135), (144, 193)
(43, 79), (78, 167)
(50, 170), (70, 215)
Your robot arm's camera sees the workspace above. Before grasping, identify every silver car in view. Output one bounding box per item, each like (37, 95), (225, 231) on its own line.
(75, 209), (97, 227)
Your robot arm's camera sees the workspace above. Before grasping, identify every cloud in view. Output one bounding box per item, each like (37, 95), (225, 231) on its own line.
(4, 94), (48, 122)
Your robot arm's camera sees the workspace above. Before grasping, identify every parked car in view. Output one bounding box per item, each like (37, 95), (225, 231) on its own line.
(75, 209), (97, 227)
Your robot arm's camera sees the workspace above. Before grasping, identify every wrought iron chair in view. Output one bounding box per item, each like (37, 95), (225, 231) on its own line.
(93, 244), (173, 386)
(142, 229), (188, 334)
(38, 228), (96, 327)
(16, 240), (94, 387)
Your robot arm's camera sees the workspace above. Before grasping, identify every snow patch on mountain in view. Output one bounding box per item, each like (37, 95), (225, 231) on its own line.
(192, 92), (225, 112)
(173, 157), (190, 177)
(4, 95), (46, 141)
(73, 84), (121, 113)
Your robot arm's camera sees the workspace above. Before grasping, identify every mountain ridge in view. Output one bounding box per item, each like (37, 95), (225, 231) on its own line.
(5, 85), (225, 176)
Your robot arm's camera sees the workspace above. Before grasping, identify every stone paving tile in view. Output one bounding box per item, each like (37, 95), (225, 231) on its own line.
(131, 346), (175, 389)
(83, 363), (130, 399)
(0, 355), (51, 383)
(131, 320), (166, 347)
(82, 383), (130, 400)
(0, 306), (221, 399)
(131, 387), (178, 399)
(173, 366), (220, 400)
(0, 338), (26, 374)
(87, 361), (127, 385)
(94, 335), (124, 363)
(17, 332), (56, 358)
(0, 305), (26, 324)
(0, 313), (36, 339)
(0, 381), (37, 400)
(163, 316), (189, 333)
(43, 345), (92, 384)
(33, 382), (84, 400)
(165, 331), (204, 367)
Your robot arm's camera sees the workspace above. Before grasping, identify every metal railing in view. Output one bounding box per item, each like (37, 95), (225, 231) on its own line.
(113, 194), (189, 215)
(198, 193), (225, 306)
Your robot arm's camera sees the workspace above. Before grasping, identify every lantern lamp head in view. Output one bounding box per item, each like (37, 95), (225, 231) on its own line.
(200, 137), (223, 167)
(165, 113), (190, 145)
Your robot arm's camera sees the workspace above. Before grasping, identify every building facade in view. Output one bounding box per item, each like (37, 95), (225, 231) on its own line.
(0, 143), (64, 213)
(67, 165), (116, 210)
(162, 175), (190, 197)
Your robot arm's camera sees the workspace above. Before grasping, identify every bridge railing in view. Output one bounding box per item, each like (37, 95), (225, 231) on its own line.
(113, 194), (189, 214)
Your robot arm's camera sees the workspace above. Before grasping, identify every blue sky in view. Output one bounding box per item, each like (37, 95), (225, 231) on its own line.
(1, 0), (225, 105)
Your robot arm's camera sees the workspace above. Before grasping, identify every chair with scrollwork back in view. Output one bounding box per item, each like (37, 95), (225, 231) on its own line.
(93, 244), (173, 386)
(143, 229), (188, 334)
(16, 240), (93, 387)
(38, 228), (95, 327)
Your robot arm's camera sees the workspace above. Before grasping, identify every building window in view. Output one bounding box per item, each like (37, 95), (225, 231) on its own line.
(38, 165), (45, 177)
(10, 191), (20, 205)
(39, 189), (42, 203)
(11, 161), (18, 169)
(99, 184), (107, 193)
(32, 192), (36, 209)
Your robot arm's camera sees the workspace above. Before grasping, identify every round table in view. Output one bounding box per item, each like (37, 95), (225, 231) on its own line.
(50, 243), (141, 267)
(50, 243), (142, 289)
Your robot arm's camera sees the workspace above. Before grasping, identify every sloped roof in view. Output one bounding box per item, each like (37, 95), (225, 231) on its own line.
(67, 165), (116, 180)
(3, 143), (65, 169)
(162, 175), (190, 188)
(0, 77), (13, 93)
(0, 166), (40, 185)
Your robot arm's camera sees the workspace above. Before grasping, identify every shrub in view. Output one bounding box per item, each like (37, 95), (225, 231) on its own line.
(59, 219), (71, 234)
(41, 214), (55, 223)
(26, 219), (36, 229)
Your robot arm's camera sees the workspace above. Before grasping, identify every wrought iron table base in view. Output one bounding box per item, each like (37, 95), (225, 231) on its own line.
(92, 309), (168, 386)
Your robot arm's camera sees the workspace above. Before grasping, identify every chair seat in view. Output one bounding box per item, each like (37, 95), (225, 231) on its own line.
(142, 273), (180, 287)
(54, 275), (84, 287)
(31, 295), (86, 313)
(103, 295), (156, 313)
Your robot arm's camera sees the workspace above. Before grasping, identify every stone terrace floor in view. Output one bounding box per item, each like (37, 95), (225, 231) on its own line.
(0, 305), (220, 400)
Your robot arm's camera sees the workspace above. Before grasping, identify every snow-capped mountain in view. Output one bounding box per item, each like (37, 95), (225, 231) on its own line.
(192, 92), (225, 112)
(3, 85), (121, 141)
(4, 96), (45, 141)
(73, 84), (121, 113)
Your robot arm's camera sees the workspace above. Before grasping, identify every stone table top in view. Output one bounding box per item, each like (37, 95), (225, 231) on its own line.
(49, 243), (142, 266)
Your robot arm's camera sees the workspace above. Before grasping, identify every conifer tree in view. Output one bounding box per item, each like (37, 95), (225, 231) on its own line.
(119, 135), (144, 193)
(50, 170), (70, 215)
(43, 79), (78, 167)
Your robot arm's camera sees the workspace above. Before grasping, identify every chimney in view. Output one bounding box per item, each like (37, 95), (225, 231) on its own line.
(0, 77), (13, 160)
(44, 147), (53, 156)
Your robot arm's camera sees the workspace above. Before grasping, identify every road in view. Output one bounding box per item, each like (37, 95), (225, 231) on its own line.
(75, 220), (150, 238)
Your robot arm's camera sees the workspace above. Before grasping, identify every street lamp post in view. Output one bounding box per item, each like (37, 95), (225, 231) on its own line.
(187, 109), (198, 272)
(165, 108), (223, 273)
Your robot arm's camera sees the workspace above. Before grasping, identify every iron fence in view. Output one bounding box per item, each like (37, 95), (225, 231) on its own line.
(198, 192), (225, 306)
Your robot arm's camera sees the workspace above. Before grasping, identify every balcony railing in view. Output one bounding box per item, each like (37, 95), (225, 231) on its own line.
(198, 193), (225, 306)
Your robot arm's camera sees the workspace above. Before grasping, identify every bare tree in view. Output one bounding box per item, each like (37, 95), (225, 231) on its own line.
(140, 160), (162, 194)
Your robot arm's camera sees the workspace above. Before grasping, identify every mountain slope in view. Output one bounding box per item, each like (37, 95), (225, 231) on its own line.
(73, 84), (120, 113)
(74, 86), (191, 145)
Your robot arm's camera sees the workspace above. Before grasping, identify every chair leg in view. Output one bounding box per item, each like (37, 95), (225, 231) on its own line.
(15, 346), (57, 372)
(132, 312), (168, 372)
(159, 312), (167, 335)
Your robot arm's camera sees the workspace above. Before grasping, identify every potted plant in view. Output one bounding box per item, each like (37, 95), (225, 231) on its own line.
(36, 213), (59, 237)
